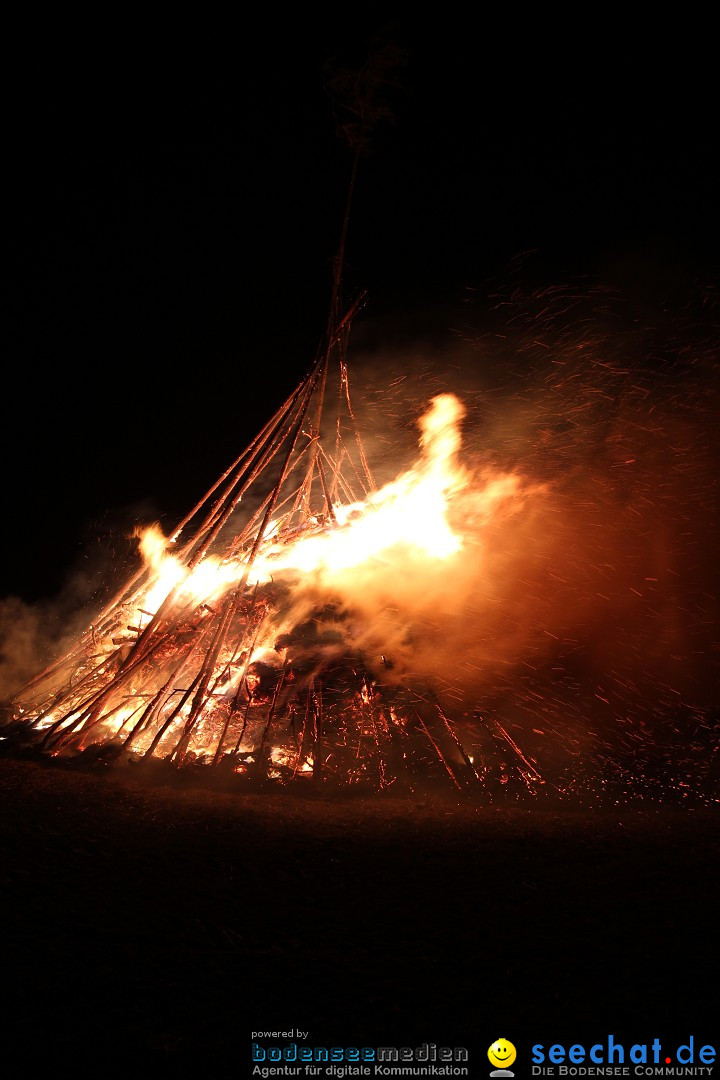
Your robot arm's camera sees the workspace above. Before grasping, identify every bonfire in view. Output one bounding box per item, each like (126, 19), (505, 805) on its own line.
(2, 315), (542, 793)
(2, 59), (546, 794)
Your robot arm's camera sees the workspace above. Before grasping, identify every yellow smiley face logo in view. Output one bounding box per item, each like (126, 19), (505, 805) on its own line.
(488, 1039), (517, 1069)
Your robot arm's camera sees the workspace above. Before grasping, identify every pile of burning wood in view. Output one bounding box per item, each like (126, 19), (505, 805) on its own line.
(1, 314), (542, 794)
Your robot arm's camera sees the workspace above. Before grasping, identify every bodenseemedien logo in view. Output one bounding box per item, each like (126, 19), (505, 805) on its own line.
(489, 1038), (517, 1077)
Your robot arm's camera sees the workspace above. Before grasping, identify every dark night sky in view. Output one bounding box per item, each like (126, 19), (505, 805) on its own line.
(2, 17), (718, 601)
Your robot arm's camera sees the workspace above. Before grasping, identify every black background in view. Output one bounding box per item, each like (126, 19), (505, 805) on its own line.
(1, 16), (719, 1074)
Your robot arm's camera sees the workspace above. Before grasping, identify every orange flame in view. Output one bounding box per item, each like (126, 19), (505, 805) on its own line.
(257, 393), (468, 577)
(134, 393), (520, 608)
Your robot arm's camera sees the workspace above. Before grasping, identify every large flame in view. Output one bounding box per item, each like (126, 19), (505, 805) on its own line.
(134, 393), (516, 612)
(259, 393), (468, 575)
